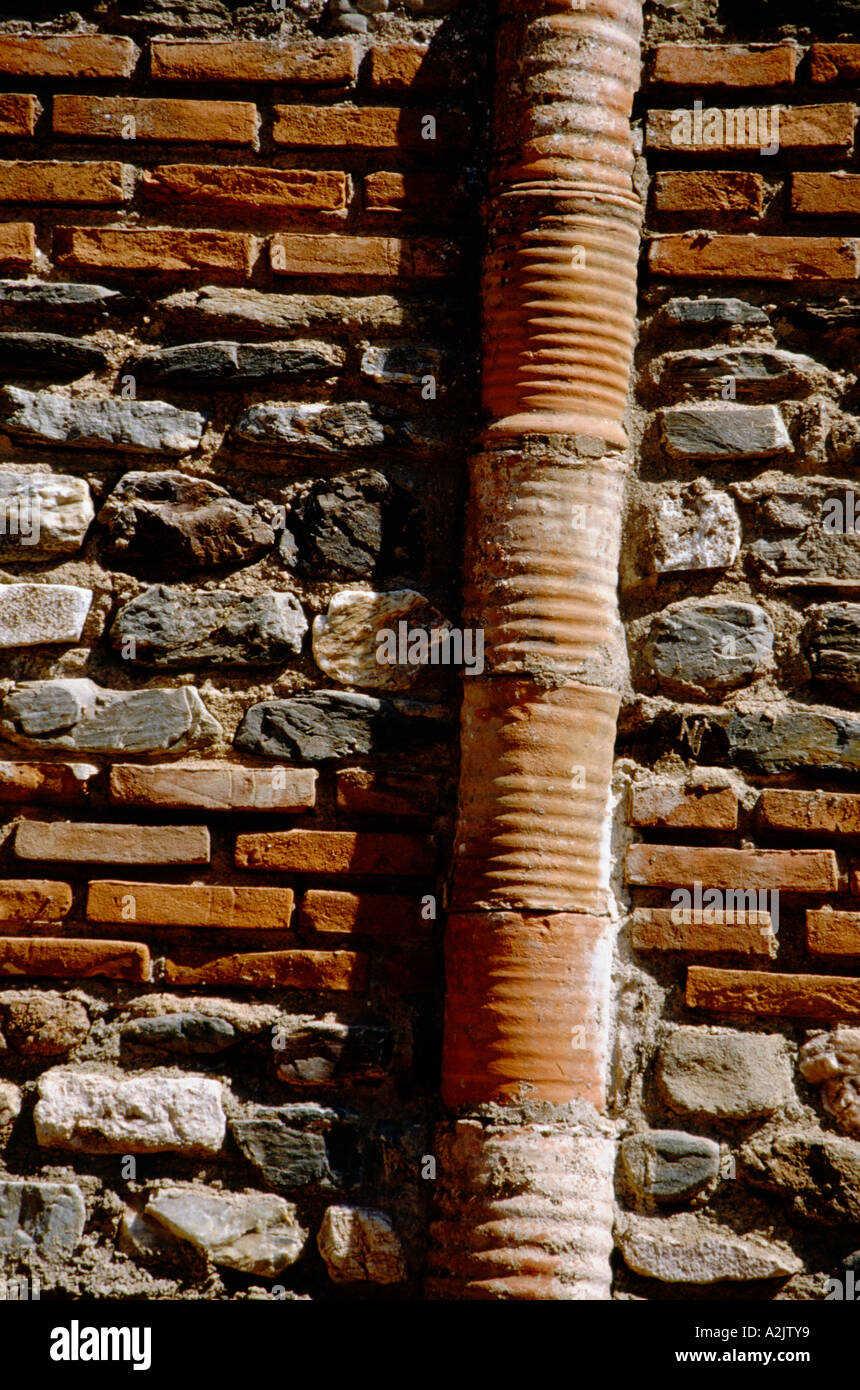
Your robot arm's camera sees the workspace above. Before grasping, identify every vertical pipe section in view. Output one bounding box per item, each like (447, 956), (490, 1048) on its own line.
(429, 0), (643, 1300)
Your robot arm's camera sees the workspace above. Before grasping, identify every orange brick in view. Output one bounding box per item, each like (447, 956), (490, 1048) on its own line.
(299, 888), (431, 936)
(810, 44), (860, 84)
(626, 844), (838, 892)
(163, 948), (367, 990)
(649, 233), (860, 282)
(807, 909), (860, 956)
(757, 789), (860, 836)
(0, 35), (137, 79)
(53, 95), (256, 146)
(143, 164), (347, 214)
(793, 172), (860, 217)
(151, 39), (356, 84)
(0, 880), (71, 923)
(14, 821), (210, 866)
(364, 170), (463, 218)
(87, 880), (294, 929)
(236, 829), (435, 876)
(368, 45), (464, 91)
(651, 43), (797, 87)
(0, 160), (131, 205)
(0, 762), (98, 805)
(54, 226), (256, 281)
(652, 171), (763, 218)
(0, 94), (37, 138)
(629, 785), (738, 830)
(270, 232), (457, 279)
(687, 965), (860, 1020)
(0, 936), (150, 982)
(109, 762), (317, 813)
(272, 104), (465, 150)
(0, 222), (33, 267)
(646, 104), (854, 155)
(335, 767), (441, 817)
(632, 907), (774, 955)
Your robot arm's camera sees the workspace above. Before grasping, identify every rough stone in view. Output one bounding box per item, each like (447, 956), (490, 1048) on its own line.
(126, 340), (342, 385)
(0, 678), (221, 754)
(0, 1081), (21, 1135)
(317, 1205), (406, 1284)
(619, 1130), (721, 1203)
(656, 1027), (795, 1119)
(160, 286), (436, 335)
(641, 600), (773, 692)
(0, 280), (124, 311)
(660, 404), (792, 460)
(0, 388), (206, 455)
(121, 1014), (236, 1056)
(0, 471), (94, 560)
(617, 1213), (802, 1284)
(231, 1105), (358, 1190)
(34, 1070), (226, 1154)
(275, 1021), (393, 1086)
(647, 481), (741, 575)
(145, 1188), (307, 1276)
(0, 992), (90, 1056)
(0, 583), (92, 648)
(281, 469), (423, 580)
(234, 400), (441, 454)
(653, 348), (823, 399)
(740, 1129), (860, 1224)
(312, 589), (449, 690)
(661, 297), (769, 328)
(726, 709), (860, 773)
(235, 690), (445, 763)
(0, 1179), (86, 1257)
(360, 344), (440, 385)
(111, 585), (307, 666)
(798, 1030), (860, 1136)
(803, 604), (860, 693)
(0, 332), (108, 379)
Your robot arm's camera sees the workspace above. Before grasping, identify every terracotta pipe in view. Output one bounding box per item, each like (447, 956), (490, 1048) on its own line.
(428, 0), (643, 1300)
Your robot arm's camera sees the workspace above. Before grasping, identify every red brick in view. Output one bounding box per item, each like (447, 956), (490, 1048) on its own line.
(757, 789), (860, 836)
(629, 785), (738, 830)
(0, 222), (33, 267)
(651, 43), (797, 88)
(0, 937), (150, 982)
(363, 170), (464, 219)
(632, 907), (774, 955)
(792, 172), (860, 217)
(54, 227), (257, 281)
(87, 880), (294, 929)
(810, 44), (860, 84)
(687, 965), (860, 1020)
(0, 35), (137, 79)
(646, 104), (854, 155)
(649, 233), (860, 282)
(807, 909), (860, 956)
(151, 39), (356, 84)
(53, 95), (256, 146)
(235, 829), (436, 876)
(0, 880), (71, 924)
(0, 762), (98, 805)
(626, 844), (838, 892)
(270, 232), (457, 279)
(299, 888), (432, 936)
(335, 767), (441, 817)
(163, 948), (367, 990)
(368, 45), (465, 91)
(0, 94), (37, 138)
(272, 104), (465, 150)
(109, 762), (317, 813)
(0, 160), (131, 205)
(143, 164), (348, 214)
(652, 171), (763, 219)
(14, 821), (210, 865)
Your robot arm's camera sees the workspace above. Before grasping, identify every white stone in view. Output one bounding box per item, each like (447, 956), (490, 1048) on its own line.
(312, 588), (450, 691)
(0, 471), (94, 559)
(1, 387), (206, 455)
(146, 1188), (308, 1276)
(617, 1213), (802, 1284)
(653, 485), (741, 574)
(0, 1080), (21, 1129)
(317, 1205), (406, 1284)
(0, 583), (92, 648)
(34, 1070), (226, 1154)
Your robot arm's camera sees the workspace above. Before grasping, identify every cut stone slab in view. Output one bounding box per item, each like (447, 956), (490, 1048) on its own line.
(803, 603), (860, 693)
(0, 331), (108, 379)
(799, 1029), (860, 1137)
(34, 1070), (226, 1154)
(145, 1188), (307, 1276)
(0, 1179), (85, 1257)
(282, 468), (423, 580)
(109, 761), (317, 812)
(111, 585), (307, 667)
(617, 1213), (802, 1284)
(653, 347), (824, 399)
(661, 297), (769, 327)
(0, 387), (206, 455)
(127, 339), (342, 384)
(0, 471), (94, 560)
(121, 1014), (236, 1056)
(317, 1205), (406, 1284)
(312, 588), (449, 690)
(648, 481), (741, 575)
(235, 689), (446, 763)
(619, 1130), (721, 1203)
(0, 583), (91, 648)
(160, 285), (437, 335)
(0, 678), (221, 754)
(0, 279), (124, 311)
(727, 709), (860, 773)
(660, 404), (792, 460)
(741, 1129), (860, 1224)
(642, 600), (773, 693)
(657, 1027), (795, 1119)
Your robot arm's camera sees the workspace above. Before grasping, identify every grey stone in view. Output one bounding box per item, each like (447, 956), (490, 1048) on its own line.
(741, 1129), (860, 1224)
(653, 348), (822, 400)
(275, 1021), (392, 1087)
(617, 1213), (801, 1284)
(648, 481), (741, 574)
(282, 468), (423, 579)
(619, 1130), (721, 1202)
(0, 1179), (86, 1257)
(0, 1081), (21, 1135)
(0, 280), (123, 311)
(0, 583), (92, 648)
(0, 387), (206, 455)
(661, 297), (769, 327)
(160, 286), (433, 335)
(146, 1188), (307, 1276)
(0, 471), (94, 560)
(110, 585), (307, 667)
(317, 1206), (406, 1284)
(660, 404), (792, 460)
(802, 604), (860, 693)
(727, 708), (860, 773)
(98, 470), (274, 577)
(231, 1110), (340, 1190)
(234, 689), (446, 763)
(234, 400), (442, 454)
(334, 12), (369, 30)
(126, 340), (342, 385)
(34, 1070), (226, 1155)
(0, 678), (221, 754)
(360, 344), (440, 386)
(121, 1014), (236, 1057)
(657, 1027), (794, 1120)
(799, 1030), (860, 1137)
(642, 600), (773, 692)
(0, 332), (108, 379)
(312, 588), (449, 690)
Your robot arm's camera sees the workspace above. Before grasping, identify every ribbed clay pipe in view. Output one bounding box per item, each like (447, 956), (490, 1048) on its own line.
(427, 0), (643, 1300)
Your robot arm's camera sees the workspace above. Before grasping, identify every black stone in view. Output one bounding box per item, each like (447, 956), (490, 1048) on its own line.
(121, 1013), (236, 1056)
(803, 604), (860, 694)
(231, 1106), (361, 1190)
(125, 340), (338, 385)
(0, 332), (108, 379)
(281, 468), (424, 579)
(234, 690), (448, 763)
(727, 709), (860, 774)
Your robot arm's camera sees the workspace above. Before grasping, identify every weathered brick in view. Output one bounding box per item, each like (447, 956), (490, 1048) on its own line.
(87, 881), (294, 929)
(629, 786), (738, 830)
(757, 789), (860, 836)
(368, 45), (464, 91)
(14, 821), (210, 866)
(652, 171), (763, 218)
(632, 908), (774, 954)
(0, 94), (36, 138)
(53, 95), (256, 146)
(0, 937), (150, 982)
(687, 965), (860, 1020)
(649, 234), (860, 282)
(54, 227), (256, 281)
(792, 172), (860, 217)
(270, 233), (456, 279)
(807, 909), (860, 956)
(151, 39), (356, 84)
(299, 888), (431, 936)
(236, 830), (435, 876)
(0, 762), (98, 805)
(363, 171), (462, 218)
(651, 43), (798, 87)
(0, 881), (71, 923)
(163, 948), (367, 990)
(810, 44), (860, 84)
(0, 223), (33, 267)
(0, 161), (131, 206)
(646, 104), (854, 155)
(335, 767), (440, 817)
(272, 105), (465, 150)
(109, 762), (317, 813)
(0, 35), (137, 79)
(626, 844), (838, 892)
(143, 165), (348, 214)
